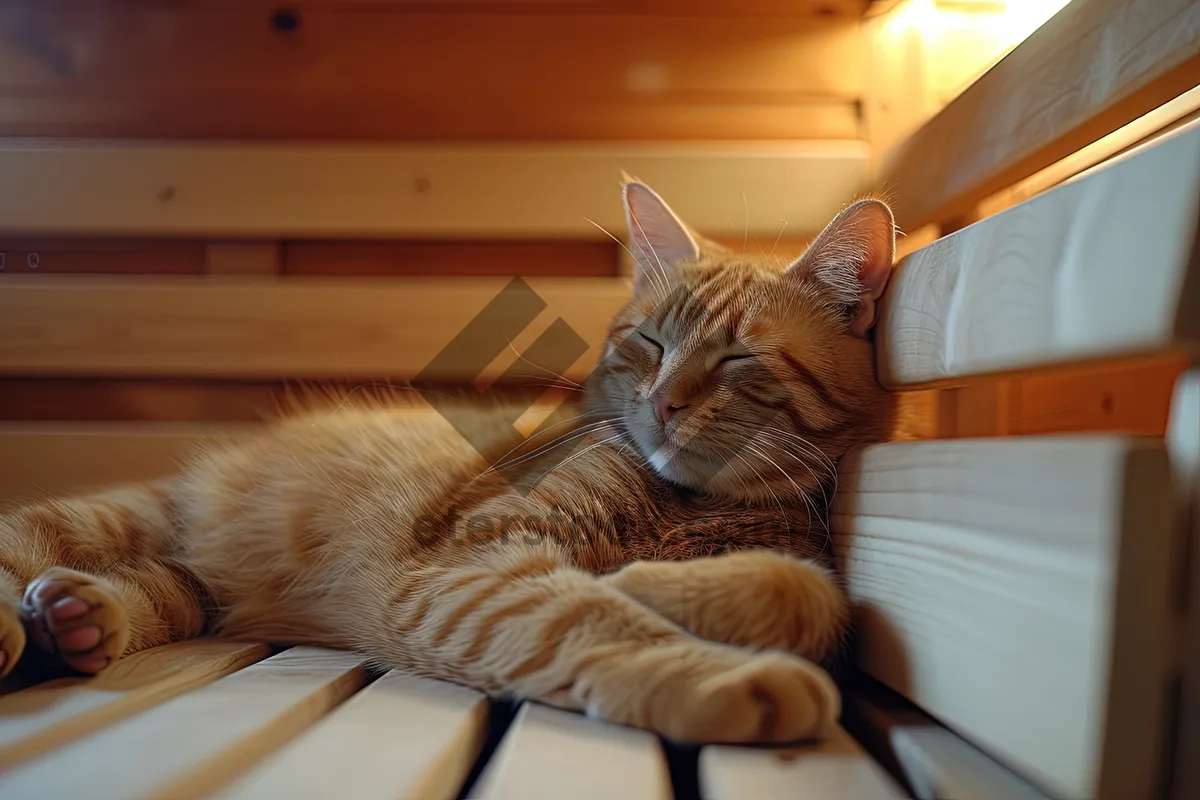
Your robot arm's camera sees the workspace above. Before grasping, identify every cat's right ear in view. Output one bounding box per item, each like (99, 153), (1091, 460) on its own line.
(622, 177), (700, 296)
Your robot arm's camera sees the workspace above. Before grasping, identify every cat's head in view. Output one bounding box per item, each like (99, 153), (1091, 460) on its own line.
(585, 179), (897, 502)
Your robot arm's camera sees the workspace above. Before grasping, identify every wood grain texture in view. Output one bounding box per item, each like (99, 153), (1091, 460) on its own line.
(0, 647), (368, 800)
(0, 8), (860, 141)
(878, 0), (1200, 231)
(473, 703), (672, 800)
(0, 276), (632, 381)
(877, 125), (1200, 388)
(0, 640), (269, 771)
(832, 436), (1177, 799)
(847, 690), (1051, 800)
(699, 725), (903, 799)
(0, 422), (259, 505)
(222, 671), (488, 800)
(0, 141), (867, 238)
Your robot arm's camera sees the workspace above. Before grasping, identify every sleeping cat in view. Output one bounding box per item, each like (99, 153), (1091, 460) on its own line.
(0, 179), (896, 744)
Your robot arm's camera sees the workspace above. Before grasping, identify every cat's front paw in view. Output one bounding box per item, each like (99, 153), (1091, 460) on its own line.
(684, 651), (840, 743)
(22, 568), (130, 674)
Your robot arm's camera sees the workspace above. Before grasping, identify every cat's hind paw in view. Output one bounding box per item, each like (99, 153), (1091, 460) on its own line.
(687, 652), (840, 743)
(22, 568), (130, 675)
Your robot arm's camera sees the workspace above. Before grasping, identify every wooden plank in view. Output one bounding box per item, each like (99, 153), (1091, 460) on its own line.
(473, 703), (672, 800)
(222, 671), (488, 800)
(999, 87), (1200, 210)
(0, 640), (269, 771)
(0, 9), (860, 141)
(1168, 370), (1200, 800)
(0, 276), (632, 381)
(0, 422), (260, 504)
(699, 725), (903, 799)
(206, 242), (281, 276)
(878, 0), (1200, 231)
(877, 125), (1200, 389)
(0, 238), (205, 274)
(831, 436), (1177, 799)
(0, 141), (867, 238)
(0, 647), (368, 800)
(283, 240), (617, 277)
(848, 691), (1051, 800)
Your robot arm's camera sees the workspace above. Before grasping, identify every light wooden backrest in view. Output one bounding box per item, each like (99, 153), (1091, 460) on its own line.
(877, 0), (1200, 234)
(831, 115), (1200, 799)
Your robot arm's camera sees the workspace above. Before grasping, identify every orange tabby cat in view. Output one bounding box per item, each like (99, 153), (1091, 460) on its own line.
(0, 180), (896, 743)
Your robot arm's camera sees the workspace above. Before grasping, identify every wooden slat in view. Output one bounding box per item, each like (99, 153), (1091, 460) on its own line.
(877, 124), (1200, 389)
(831, 436), (1177, 799)
(0, 647), (368, 799)
(222, 671), (488, 800)
(0, 640), (269, 771)
(473, 703), (672, 800)
(0, 276), (632, 381)
(0, 9), (860, 141)
(699, 725), (903, 799)
(0, 422), (259, 504)
(283, 240), (618, 277)
(848, 691), (1051, 800)
(878, 0), (1200, 231)
(0, 141), (867, 238)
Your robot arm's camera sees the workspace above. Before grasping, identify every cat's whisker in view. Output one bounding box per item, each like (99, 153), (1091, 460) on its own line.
(537, 432), (629, 480)
(768, 218), (790, 259)
(583, 217), (666, 295)
(497, 339), (586, 390)
(478, 418), (619, 478)
(733, 452), (791, 538)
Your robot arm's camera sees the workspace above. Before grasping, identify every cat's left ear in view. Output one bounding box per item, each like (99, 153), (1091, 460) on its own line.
(784, 199), (895, 337)
(622, 177), (701, 295)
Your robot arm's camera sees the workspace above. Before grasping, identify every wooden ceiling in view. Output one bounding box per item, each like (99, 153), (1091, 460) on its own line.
(0, 0), (874, 140)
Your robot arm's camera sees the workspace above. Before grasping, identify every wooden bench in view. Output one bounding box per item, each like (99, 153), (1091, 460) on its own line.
(1, 0), (1197, 797)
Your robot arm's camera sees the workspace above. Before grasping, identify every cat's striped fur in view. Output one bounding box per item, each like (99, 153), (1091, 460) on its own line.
(0, 182), (896, 743)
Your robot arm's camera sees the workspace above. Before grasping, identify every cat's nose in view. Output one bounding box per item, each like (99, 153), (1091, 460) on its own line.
(654, 394), (688, 424)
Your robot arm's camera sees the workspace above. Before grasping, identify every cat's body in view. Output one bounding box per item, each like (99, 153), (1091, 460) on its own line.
(0, 181), (896, 743)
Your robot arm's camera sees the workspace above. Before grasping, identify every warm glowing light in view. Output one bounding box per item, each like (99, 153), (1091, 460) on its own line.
(898, 0), (1074, 42)
(989, 0), (1073, 41)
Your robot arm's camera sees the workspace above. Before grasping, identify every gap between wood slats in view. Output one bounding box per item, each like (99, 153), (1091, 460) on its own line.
(0, 239), (622, 277)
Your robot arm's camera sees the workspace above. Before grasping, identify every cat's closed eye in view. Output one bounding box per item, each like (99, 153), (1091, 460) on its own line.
(637, 332), (664, 353)
(718, 353), (753, 365)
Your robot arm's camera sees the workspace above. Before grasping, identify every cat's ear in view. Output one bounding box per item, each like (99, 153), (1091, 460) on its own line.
(785, 199), (895, 337)
(622, 177), (701, 294)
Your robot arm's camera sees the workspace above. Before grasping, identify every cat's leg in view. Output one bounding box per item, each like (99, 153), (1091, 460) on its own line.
(0, 483), (207, 676)
(363, 539), (839, 743)
(601, 549), (847, 662)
